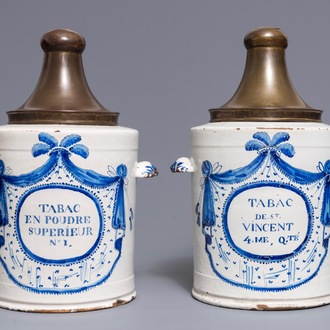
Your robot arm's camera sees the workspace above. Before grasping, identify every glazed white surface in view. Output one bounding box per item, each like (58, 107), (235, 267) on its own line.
(0, 124), (140, 311)
(190, 122), (330, 309)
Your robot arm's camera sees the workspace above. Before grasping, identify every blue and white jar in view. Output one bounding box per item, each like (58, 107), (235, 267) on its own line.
(172, 27), (330, 310)
(0, 29), (157, 312)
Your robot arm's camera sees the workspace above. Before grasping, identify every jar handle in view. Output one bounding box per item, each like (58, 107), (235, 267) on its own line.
(170, 157), (195, 173)
(135, 161), (159, 178)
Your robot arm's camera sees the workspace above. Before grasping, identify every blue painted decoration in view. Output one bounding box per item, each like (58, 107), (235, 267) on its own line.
(0, 133), (132, 294)
(196, 132), (330, 291)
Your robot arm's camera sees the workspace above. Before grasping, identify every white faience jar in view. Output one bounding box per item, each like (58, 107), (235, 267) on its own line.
(172, 27), (330, 310)
(0, 29), (157, 312)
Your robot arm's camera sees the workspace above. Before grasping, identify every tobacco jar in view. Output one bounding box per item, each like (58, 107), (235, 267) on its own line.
(172, 27), (330, 310)
(0, 29), (157, 312)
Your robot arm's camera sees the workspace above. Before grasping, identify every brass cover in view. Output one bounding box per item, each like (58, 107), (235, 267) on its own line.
(7, 29), (119, 125)
(210, 27), (322, 122)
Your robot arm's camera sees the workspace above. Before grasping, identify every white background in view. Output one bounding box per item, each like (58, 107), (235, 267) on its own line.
(0, 1), (330, 329)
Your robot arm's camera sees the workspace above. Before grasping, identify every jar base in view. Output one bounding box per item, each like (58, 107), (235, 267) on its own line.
(192, 288), (330, 310)
(0, 290), (136, 313)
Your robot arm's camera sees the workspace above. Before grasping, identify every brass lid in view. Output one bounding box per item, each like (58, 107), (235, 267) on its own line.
(209, 27), (322, 122)
(7, 29), (119, 125)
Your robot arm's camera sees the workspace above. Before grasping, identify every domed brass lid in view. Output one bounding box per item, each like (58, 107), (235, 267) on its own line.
(209, 27), (322, 122)
(7, 29), (119, 125)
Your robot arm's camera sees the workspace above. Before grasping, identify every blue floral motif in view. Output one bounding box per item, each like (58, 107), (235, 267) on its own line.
(245, 132), (295, 158)
(196, 131), (330, 291)
(32, 133), (89, 159)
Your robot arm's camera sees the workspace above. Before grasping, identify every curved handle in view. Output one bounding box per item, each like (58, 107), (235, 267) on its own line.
(135, 161), (159, 178)
(170, 157), (195, 173)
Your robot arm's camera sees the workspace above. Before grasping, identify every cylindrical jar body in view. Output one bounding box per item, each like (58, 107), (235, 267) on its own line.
(191, 122), (330, 310)
(0, 124), (138, 312)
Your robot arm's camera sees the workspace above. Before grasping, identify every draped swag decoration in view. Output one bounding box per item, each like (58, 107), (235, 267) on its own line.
(195, 132), (330, 291)
(0, 132), (132, 293)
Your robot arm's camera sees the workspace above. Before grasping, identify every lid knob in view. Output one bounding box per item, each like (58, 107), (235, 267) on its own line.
(41, 29), (86, 53)
(7, 29), (119, 125)
(244, 27), (288, 49)
(210, 27), (322, 122)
